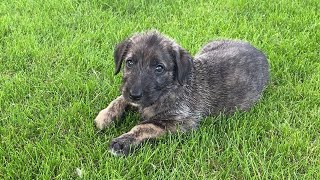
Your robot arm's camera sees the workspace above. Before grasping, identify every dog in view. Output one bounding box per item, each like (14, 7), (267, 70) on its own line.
(94, 31), (269, 156)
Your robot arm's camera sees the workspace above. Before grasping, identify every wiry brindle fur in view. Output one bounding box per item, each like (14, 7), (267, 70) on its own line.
(94, 31), (269, 156)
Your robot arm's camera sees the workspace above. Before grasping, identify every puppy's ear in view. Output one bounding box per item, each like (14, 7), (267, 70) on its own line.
(114, 39), (131, 75)
(171, 46), (193, 85)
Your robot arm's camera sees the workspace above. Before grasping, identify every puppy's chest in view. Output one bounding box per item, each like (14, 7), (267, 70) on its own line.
(139, 104), (190, 120)
(140, 106), (156, 120)
(140, 105), (173, 120)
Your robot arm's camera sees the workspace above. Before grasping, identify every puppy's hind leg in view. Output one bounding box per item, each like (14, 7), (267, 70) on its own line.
(94, 95), (127, 130)
(109, 119), (198, 156)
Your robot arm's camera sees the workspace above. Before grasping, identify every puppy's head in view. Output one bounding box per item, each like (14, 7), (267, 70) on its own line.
(114, 31), (193, 107)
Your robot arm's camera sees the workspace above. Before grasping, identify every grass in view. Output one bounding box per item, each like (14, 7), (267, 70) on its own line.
(0, 0), (319, 179)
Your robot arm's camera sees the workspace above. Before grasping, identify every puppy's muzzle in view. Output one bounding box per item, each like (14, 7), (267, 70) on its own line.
(129, 88), (142, 101)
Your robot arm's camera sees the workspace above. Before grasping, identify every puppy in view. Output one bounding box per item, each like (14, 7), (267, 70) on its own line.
(94, 31), (269, 156)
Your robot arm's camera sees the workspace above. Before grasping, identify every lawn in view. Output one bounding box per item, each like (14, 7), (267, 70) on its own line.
(0, 0), (319, 179)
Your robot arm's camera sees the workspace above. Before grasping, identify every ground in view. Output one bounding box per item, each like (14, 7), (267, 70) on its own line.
(0, 0), (319, 179)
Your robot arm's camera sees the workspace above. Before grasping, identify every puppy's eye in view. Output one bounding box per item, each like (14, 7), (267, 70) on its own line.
(126, 59), (134, 68)
(155, 64), (165, 74)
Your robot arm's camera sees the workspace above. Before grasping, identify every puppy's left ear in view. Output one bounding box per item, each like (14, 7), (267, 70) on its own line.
(114, 39), (131, 75)
(171, 46), (193, 85)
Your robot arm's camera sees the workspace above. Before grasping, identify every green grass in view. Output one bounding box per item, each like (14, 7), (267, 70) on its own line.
(0, 0), (319, 179)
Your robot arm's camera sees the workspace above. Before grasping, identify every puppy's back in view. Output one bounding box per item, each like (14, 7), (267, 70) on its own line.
(192, 40), (269, 115)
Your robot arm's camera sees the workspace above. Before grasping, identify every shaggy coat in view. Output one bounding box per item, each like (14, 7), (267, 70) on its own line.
(94, 31), (269, 156)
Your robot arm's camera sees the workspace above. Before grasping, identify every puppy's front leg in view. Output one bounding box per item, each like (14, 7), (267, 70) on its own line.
(94, 95), (127, 130)
(109, 120), (195, 156)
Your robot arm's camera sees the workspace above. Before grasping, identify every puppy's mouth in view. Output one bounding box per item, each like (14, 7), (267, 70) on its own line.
(129, 101), (140, 107)
(125, 94), (157, 108)
(122, 88), (159, 108)
(123, 94), (142, 106)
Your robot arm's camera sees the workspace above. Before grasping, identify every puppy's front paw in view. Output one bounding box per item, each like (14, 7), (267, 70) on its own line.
(109, 135), (135, 156)
(94, 109), (114, 130)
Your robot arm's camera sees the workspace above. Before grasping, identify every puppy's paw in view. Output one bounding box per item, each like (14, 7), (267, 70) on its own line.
(94, 109), (114, 130)
(109, 135), (135, 156)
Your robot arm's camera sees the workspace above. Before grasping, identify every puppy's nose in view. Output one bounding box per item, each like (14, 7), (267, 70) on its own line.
(129, 89), (142, 100)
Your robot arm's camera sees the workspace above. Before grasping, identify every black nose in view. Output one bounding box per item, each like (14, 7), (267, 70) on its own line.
(129, 89), (142, 100)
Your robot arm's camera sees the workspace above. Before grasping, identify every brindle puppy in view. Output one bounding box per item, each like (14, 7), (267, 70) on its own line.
(94, 31), (269, 156)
